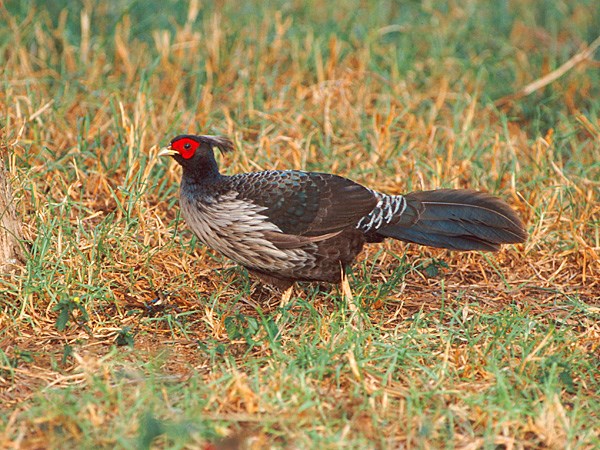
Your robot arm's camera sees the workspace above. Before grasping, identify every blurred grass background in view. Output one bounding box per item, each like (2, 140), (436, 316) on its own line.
(1, 0), (599, 448)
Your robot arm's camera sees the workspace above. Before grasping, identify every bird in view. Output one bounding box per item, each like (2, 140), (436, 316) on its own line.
(159, 134), (527, 290)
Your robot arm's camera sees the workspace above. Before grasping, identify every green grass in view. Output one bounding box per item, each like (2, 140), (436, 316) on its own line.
(1, 0), (599, 448)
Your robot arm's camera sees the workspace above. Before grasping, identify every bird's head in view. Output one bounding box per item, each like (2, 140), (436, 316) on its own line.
(159, 134), (234, 179)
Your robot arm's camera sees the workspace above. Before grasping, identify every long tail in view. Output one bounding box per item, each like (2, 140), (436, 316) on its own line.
(373, 189), (527, 251)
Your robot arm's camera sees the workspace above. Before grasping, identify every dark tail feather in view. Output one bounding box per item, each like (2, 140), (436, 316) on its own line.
(377, 189), (527, 251)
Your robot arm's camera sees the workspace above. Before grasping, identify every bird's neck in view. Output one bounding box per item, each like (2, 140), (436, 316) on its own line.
(181, 157), (222, 185)
(180, 165), (228, 204)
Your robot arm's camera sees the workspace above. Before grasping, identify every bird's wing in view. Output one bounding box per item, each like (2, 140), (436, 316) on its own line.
(262, 230), (343, 249)
(228, 170), (378, 236)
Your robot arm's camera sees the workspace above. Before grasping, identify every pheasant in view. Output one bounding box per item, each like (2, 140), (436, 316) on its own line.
(159, 134), (527, 289)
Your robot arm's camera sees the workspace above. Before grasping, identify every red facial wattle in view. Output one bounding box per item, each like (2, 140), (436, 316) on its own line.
(171, 137), (198, 159)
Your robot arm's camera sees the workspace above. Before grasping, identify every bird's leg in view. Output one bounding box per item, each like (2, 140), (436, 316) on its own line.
(246, 268), (295, 310)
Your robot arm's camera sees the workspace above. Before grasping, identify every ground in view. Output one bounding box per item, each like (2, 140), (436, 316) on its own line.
(1, 1), (599, 448)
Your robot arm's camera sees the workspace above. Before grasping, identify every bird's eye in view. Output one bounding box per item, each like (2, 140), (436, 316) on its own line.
(184, 143), (191, 150)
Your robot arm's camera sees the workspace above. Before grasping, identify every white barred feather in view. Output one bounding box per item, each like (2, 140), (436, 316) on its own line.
(356, 192), (406, 232)
(180, 191), (316, 271)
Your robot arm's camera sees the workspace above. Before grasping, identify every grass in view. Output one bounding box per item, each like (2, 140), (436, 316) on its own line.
(1, 0), (599, 448)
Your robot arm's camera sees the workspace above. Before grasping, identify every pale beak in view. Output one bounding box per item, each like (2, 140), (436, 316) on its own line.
(158, 146), (178, 157)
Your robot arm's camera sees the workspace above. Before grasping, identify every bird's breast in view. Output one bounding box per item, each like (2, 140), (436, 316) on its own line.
(179, 191), (315, 271)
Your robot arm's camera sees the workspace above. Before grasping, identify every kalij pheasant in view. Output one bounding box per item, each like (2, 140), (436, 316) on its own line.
(159, 135), (527, 289)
